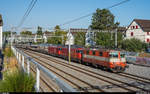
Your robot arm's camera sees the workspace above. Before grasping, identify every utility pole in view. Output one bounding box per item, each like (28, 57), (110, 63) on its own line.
(62, 35), (64, 45)
(68, 28), (71, 64)
(11, 27), (14, 47)
(115, 29), (117, 48)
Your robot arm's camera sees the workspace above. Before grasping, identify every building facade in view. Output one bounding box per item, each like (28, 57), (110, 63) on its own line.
(125, 19), (150, 43)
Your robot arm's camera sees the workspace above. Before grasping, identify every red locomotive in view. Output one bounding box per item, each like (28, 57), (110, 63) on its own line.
(22, 44), (128, 72)
(82, 48), (127, 72)
(47, 45), (128, 72)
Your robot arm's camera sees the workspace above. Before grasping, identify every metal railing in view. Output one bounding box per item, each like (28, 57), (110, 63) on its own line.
(11, 46), (77, 92)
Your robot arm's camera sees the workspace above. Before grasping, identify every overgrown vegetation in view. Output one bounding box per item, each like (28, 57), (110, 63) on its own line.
(0, 70), (35, 92)
(0, 46), (36, 92)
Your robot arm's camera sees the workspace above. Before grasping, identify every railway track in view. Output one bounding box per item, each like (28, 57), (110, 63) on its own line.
(23, 48), (150, 83)
(18, 48), (150, 92)
(21, 49), (104, 92)
(23, 61), (58, 92)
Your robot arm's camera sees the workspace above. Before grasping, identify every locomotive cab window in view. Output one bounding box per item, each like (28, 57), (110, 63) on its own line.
(109, 52), (118, 58)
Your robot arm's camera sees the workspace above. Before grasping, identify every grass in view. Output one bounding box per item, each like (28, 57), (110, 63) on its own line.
(3, 47), (14, 57)
(0, 69), (36, 92)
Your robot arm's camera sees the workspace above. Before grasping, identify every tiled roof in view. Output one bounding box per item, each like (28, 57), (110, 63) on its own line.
(134, 19), (150, 32)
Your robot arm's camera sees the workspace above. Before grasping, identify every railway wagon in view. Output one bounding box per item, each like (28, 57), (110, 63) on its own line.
(55, 46), (83, 62)
(48, 45), (58, 56)
(70, 47), (83, 63)
(82, 48), (127, 72)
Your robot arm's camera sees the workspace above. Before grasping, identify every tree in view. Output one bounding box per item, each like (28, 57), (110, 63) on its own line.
(37, 26), (43, 35)
(3, 31), (11, 37)
(55, 25), (60, 31)
(47, 30), (67, 45)
(3, 31), (16, 37)
(74, 32), (86, 46)
(95, 32), (123, 48)
(90, 8), (119, 30)
(20, 31), (32, 35)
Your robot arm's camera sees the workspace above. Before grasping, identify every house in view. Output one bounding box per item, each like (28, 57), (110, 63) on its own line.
(125, 19), (150, 43)
(85, 27), (95, 46)
(65, 28), (87, 45)
(0, 14), (3, 49)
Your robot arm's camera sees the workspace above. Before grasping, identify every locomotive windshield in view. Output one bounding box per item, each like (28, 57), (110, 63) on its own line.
(109, 52), (125, 58)
(109, 52), (118, 58)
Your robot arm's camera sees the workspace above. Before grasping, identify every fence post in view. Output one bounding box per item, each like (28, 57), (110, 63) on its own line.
(16, 51), (18, 59)
(27, 59), (30, 75)
(19, 53), (21, 63)
(22, 55), (24, 70)
(36, 66), (40, 92)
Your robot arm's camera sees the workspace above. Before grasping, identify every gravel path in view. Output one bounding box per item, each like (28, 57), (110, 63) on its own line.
(125, 64), (150, 79)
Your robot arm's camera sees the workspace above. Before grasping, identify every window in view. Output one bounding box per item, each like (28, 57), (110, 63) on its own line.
(99, 52), (103, 56)
(76, 50), (79, 53)
(93, 51), (95, 55)
(109, 53), (118, 58)
(86, 50), (89, 54)
(132, 26), (135, 29)
(136, 25), (138, 29)
(147, 39), (149, 42)
(120, 53), (125, 58)
(131, 32), (134, 36)
(147, 32), (149, 35)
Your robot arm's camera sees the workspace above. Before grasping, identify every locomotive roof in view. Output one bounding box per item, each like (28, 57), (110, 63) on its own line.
(83, 48), (123, 52)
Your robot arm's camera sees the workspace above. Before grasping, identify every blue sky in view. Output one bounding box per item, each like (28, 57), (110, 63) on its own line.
(0, 0), (150, 32)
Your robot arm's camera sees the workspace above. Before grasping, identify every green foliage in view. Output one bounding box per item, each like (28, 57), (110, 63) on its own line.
(37, 26), (43, 35)
(3, 47), (14, 57)
(74, 32), (86, 46)
(20, 31), (32, 35)
(121, 38), (147, 52)
(47, 30), (67, 45)
(90, 8), (119, 30)
(3, 31), (16, 37)
(55, 25), (60, 30)
(0, 70), (35, 92)
(96, 32), (123, 48)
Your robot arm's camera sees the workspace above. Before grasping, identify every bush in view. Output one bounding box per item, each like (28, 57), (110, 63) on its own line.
(121, 38), (147, 52)
(0, 70), (35, 92)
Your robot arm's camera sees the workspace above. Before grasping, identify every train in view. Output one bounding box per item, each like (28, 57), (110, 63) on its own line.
(17, 44), (129, 72)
